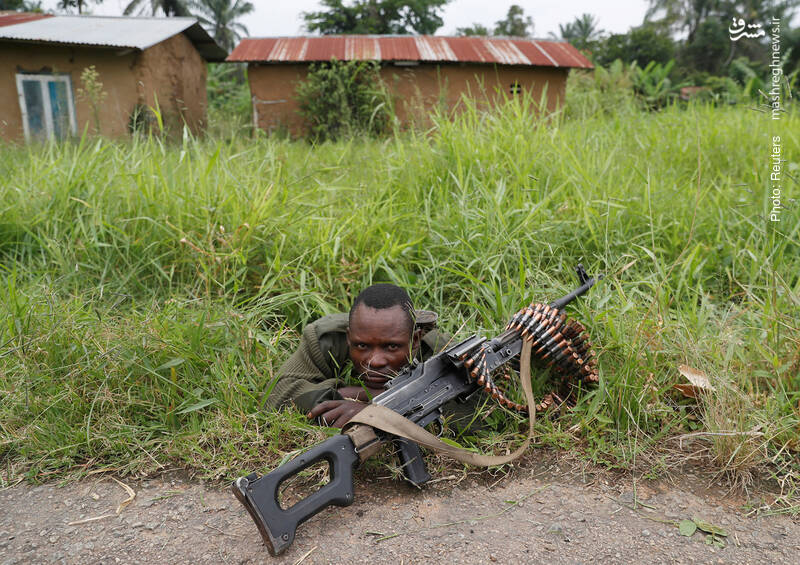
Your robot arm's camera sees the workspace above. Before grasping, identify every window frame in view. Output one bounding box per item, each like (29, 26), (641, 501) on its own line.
(15, 72), (78, 141)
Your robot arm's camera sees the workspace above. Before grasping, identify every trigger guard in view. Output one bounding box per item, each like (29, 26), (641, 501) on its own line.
(430, 417), (444, 438)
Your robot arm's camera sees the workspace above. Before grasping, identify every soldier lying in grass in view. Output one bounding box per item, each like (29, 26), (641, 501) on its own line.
(263, 283), (479, 429)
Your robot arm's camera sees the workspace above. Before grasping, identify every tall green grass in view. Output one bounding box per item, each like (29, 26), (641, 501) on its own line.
(1, 95), (798, 495)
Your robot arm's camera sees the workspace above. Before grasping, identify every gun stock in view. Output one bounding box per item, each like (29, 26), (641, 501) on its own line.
(232, 434), (359, 556)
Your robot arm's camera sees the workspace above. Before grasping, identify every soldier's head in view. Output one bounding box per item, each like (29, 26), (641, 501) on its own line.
(347, 283), (420, 388)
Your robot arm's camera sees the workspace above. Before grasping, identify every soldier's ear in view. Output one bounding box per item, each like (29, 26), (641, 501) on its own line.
(410, 328), (422, 357)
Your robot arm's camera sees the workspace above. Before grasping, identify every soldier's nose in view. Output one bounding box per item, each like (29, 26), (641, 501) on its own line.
(368, 352), (388, 368)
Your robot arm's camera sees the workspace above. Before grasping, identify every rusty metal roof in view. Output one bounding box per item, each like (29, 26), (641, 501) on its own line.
(0, 11), (53, 28)
(227, 36), (592, 69)
(0, 15), (227, 61)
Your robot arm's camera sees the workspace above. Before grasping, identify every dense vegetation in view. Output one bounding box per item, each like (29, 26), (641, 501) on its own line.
(295, 59), (392, 143)
(1, 83), (798, 504)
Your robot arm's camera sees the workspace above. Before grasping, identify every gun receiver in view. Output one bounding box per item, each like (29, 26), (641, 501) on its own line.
(233, 264), (602, 556)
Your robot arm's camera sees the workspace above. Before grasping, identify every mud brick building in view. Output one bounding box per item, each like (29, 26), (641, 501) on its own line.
(227, 35), (592, 136)
(0, 13), (226, 141)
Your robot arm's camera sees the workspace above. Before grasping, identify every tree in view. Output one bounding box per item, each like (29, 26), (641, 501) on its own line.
(303, 0), (450, 35)
(679, 17), (730, 74)
(493, 4), (533, 37)
(644, 0), (720, 44)
(645, 0), (799, 44)
(643, 1), (799, 76)
(592, 25), (676, 68)
(558, 14), (604, 50)
(455, 23), (489, 37)
(188, 0), (253, 52)
(56, 0), (102, 14)
(0, 0), (42, 10)
(123, 0), (191, 17)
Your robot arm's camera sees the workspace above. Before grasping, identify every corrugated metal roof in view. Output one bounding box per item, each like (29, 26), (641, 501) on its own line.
(0, 15), (227, 61)
(447, 36), (494, 64)
(509, 39), (553, 66)
(228, 36), (593, 69)
(414, 36), (457, 62)
(0, 11), (53, 28)
(482, 39), (529, 65)
(345, 36), (379, 60)
(307, 36), (343, 60)
(537, 40), (592, 69)
(376, 36), (416, 61)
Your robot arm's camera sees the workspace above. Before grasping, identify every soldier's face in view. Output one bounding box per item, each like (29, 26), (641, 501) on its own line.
(347, 304), (418, 388)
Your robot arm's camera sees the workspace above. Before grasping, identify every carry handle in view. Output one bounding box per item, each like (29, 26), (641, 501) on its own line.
(232, 434), (360, 556)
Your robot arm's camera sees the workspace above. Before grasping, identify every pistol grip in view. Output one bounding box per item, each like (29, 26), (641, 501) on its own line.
(232, 434), (359, 556)
(394, 438), (431, 487)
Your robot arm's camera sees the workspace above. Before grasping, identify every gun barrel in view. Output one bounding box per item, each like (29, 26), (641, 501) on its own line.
(548, 264), (604, 311)
(548, 276), (601, 311)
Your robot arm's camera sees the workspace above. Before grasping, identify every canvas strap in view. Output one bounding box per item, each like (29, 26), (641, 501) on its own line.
(344, 338), (536, 466)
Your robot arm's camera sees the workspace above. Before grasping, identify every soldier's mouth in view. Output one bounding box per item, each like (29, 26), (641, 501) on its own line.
(361, 372), (390, 386)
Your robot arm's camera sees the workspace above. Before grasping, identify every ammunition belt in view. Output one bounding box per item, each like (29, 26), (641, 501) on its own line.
(464, 302), (599, 413)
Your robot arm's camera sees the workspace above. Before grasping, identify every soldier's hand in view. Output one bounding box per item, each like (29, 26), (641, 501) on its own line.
(307, 400), (366, 428)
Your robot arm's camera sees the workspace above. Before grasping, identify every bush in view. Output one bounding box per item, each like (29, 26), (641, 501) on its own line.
(631, 60), (685, 110)
(698, 76), (742, 105)
(565, 60), (637, 119)
(568, 59), (690, 114)
(295, 59), (392, 142)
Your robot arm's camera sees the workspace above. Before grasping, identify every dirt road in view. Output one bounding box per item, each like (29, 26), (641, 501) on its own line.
(1, 458), (798, 564)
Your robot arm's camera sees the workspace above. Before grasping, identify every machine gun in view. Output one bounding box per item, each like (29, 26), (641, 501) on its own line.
(233, 265), (602, 556)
